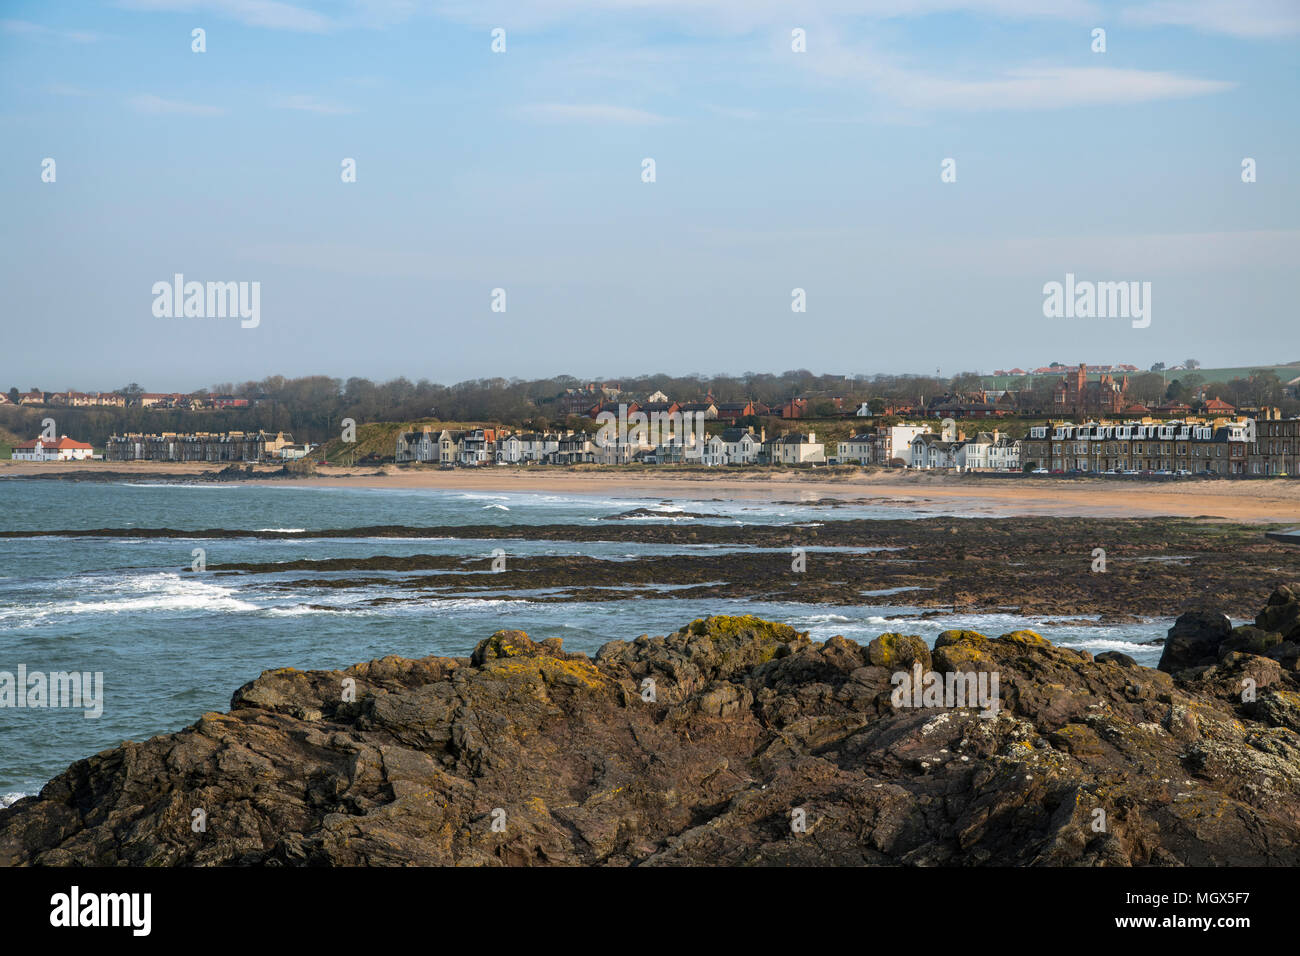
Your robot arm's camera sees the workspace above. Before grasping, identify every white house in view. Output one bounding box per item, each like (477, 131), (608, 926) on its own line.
(519, 432), (563, 462)
(552, 432), (596, 464)
(956, 431), (1000, 471)
(877, 425), (930, 466)
(763, 431), (826, 465)
(910, 422), (964, 471)
(837, 433), (875, 464)
(703, 427), (762, 466)
(276, 443), (314, 460)
(12, 435), (94, 461)
(495, 434), (524, 464)
(988, 434), (1020, 471)
(457, 429), (500, 466)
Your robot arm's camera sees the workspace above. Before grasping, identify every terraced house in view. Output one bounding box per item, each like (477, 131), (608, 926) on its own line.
(105, 431), (293, 462)
(1252, 410), (1300, 476)
(1020, 419), (1252, 474)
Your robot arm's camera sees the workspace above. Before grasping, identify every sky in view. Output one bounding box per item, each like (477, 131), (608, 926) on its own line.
(1, 0), (1297, 391)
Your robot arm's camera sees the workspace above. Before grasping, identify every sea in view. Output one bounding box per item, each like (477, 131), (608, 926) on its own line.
(0, 479), (1172, 804)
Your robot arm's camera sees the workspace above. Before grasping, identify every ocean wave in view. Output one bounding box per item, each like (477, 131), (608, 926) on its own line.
(0, 793), (30, 809)
(0, 572), (260, 624)
(1058, 637), (1163, 654)
(424, 597), (533, 611)
(789, 613), (856, 625)
(118, 482), (242, 489)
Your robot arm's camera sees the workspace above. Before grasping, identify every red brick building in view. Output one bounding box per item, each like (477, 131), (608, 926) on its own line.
(1052, 364), (1129, 417)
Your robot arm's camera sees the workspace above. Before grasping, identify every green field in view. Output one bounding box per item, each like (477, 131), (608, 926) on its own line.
(981, 363), (1300, 389)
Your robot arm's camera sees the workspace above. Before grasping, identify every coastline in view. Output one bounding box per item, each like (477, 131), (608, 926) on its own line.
(3, 459), (1299, 522)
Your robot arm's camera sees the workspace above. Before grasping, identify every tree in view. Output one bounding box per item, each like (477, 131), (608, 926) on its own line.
(6, 388), (17, 404)
(117, 383), (145, 399)
(1150, 362), (1166, 372)
(1128, 373), (1167, 405)
(1184, 359), (1201, 370)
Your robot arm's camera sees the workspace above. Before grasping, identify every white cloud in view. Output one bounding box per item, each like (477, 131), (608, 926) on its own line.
(48, 84), (100, 97)
(118, 0), (331, 33)
(1123, 0), (1300, 38)
(883, 66), (1235, 110)
(797, 36), (1235, 110)
(1, 19), (99, 42)
(127, 93), (227, 115)
(522, 103), (672, 124)
(272, 94), (355, 114)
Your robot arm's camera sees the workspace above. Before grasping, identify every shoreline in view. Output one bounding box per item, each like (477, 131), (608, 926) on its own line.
(2, 459), (1299, 522)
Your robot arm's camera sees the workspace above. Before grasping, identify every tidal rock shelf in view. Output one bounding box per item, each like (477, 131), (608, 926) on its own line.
(4, 517), (1296, 618)
(3, 586), (1300, 866)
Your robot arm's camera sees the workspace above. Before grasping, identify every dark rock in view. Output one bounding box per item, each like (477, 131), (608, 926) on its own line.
(1157, 609), (1233, 674)
(1219, 625), (1283, 660)
(1257, 587), (1300, 641)
(1095, 651), (1139, 667)
(6, 598), (1300, 867)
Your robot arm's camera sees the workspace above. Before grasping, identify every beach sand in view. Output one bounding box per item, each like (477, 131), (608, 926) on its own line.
(3, 459), (1299, 522)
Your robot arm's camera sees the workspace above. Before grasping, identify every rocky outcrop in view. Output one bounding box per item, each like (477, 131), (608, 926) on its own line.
(6, 592), (1300, 866)
(1159, 584), (1300, 678)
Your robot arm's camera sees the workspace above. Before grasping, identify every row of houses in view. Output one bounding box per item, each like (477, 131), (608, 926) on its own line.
(396, 425), (832, 466)
(993, 364), (1142, 376)
(396, 428), (605, 466)
(0, 390), (250, 409)
(394, 413), (1297, 475)
(831, 423), (1021, 471)
(397, 422), (1014, 470)
(1020, 413), (1295, 475)
(104, 431), (297, 462)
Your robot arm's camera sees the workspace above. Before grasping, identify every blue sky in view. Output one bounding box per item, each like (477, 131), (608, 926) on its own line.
(1, 0), (1297, 391)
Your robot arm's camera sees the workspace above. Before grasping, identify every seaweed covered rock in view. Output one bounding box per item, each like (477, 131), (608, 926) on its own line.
(865, 632), (931, 670)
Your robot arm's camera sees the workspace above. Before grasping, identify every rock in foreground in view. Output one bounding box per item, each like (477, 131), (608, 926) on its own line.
(5, 590), (1300, 866)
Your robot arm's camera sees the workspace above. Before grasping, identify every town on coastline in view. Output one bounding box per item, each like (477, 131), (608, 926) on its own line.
(4, 363), (1298, 476)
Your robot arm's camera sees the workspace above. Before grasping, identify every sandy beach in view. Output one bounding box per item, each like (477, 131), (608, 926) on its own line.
(3, 459), (1299, 522)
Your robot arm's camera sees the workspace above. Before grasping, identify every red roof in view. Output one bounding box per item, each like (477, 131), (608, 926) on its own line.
(16, 436), (93, 450)
(1204, 397), (1235, 410)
